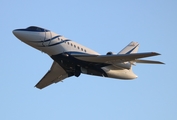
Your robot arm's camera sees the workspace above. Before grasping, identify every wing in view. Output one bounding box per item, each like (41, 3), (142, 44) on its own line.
(35, 61), (69, 89)
(74, 52), (162, 63)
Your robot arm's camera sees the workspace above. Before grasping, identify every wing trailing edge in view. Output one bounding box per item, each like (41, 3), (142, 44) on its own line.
(75, 52), (162, 63)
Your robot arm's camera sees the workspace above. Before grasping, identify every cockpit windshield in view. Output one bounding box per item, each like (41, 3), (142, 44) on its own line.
(26, 26), (49, 32)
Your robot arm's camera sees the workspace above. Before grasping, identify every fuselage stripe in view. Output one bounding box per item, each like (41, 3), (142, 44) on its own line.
(47, 40), (71, 47)
(126, 44), (139, 54)
(32, 35), (61, 43)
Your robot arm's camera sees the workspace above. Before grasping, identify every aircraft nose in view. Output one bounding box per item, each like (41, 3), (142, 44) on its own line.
(12, 29), (29, 42)
(13, 29), (17, 35)
(13, 29), (23, 38)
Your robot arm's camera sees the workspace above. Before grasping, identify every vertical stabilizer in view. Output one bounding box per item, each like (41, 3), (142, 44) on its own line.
(118, 41), (139, 54)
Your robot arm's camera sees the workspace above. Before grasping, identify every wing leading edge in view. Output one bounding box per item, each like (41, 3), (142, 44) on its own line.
(35, 61), (68, 89)
(75, 52), (163, 64)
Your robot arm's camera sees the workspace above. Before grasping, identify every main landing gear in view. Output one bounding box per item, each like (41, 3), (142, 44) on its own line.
(74, 66), (81, 77)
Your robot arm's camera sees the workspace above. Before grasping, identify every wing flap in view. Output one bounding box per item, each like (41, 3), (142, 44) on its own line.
(35, 61), (68, 89)
(75, 52), (161, 63)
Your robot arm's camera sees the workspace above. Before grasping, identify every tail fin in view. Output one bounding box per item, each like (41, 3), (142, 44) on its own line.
(118, 41), (139, 54)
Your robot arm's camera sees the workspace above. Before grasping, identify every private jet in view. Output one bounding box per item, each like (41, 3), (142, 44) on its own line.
(13, 26), (164, 89)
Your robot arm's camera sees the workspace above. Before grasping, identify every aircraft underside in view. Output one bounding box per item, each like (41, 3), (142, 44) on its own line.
(51, 52), (109, 78)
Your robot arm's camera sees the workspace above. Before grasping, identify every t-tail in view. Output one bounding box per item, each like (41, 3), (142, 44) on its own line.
(118, 41), (164, 64)
(118, 41), (139, 54)
(104, 41), (164, 80)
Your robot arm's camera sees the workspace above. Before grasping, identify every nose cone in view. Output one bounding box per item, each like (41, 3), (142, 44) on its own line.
(12, 29), (26, 41)
(12, 29), (17, 35)
(13, 29), (35, 43)
(13, 29), (20, 37)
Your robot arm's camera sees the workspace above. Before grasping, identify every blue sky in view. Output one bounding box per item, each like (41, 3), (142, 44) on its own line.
(1, 0), (176, 120)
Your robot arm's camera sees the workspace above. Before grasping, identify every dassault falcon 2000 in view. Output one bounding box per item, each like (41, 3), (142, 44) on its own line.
(13, 26), (164, 89)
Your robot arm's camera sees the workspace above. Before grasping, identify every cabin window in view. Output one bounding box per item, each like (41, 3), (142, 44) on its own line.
(67, 42), (69, 45)
(74, 45), (76, 48)
(84, 49), (86, 52)
(77, 46), (80, 49)
(81, 48), (83, 51)
(71, 43), (73, 46)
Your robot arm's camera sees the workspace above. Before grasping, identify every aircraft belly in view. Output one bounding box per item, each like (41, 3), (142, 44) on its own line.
(51, 53), (109, 77)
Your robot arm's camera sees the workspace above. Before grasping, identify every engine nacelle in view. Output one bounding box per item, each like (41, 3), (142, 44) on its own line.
(114, 62), (131, 69)
(102, 66), (137, 79)
(106, 51), (116, 55)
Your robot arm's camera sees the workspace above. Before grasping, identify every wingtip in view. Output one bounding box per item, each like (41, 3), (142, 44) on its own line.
(160, 62), (165, 64)
(34, 85), (43, 89)
(152, 52), (161, 55)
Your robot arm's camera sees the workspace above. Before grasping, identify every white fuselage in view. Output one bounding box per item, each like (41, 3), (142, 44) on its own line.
(13, 26), (137, 80)
(14, 30), (99, 56)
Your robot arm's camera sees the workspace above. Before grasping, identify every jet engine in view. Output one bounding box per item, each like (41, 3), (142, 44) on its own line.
(106, 51), (116, 55)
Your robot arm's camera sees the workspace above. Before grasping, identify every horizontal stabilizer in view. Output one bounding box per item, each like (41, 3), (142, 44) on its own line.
(135, 59), (164, 64)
